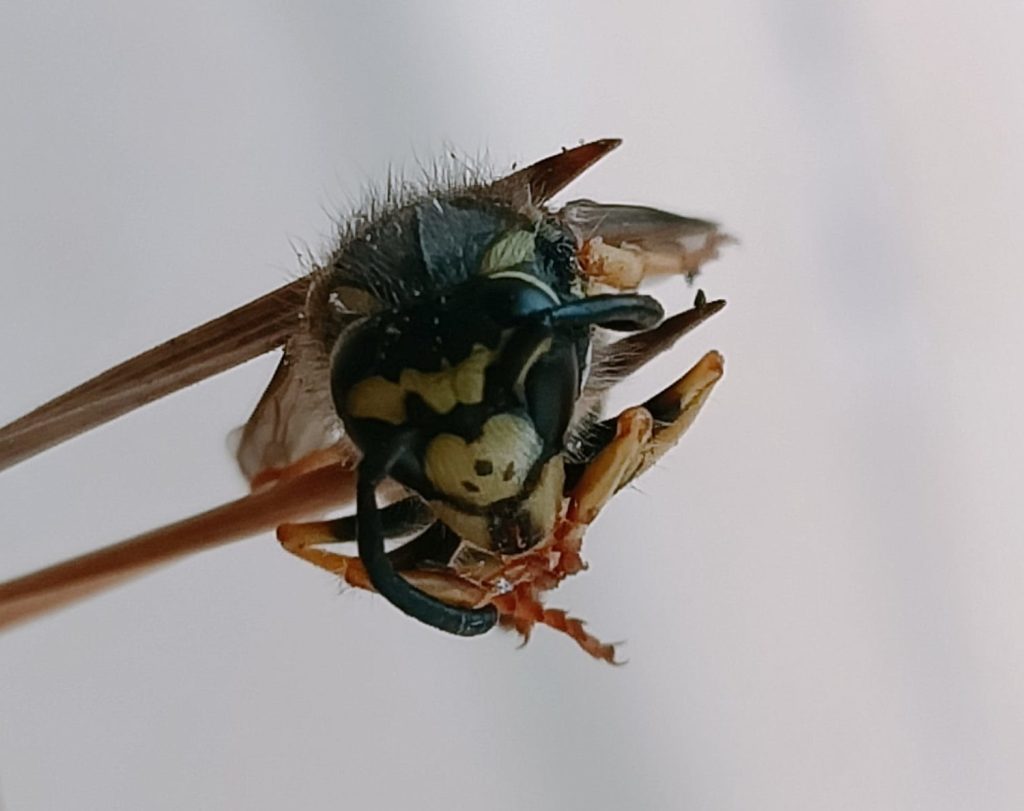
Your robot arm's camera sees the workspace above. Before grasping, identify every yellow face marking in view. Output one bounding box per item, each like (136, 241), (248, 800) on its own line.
(398, 343), (493, 414)
(424, 413), (542, 508)
(481, 230), (535, 274)
(345, 343), (496, 424)
(522, 455), (565, 541)
(345, 377), (407, 425)
(431, 455), (566, 553)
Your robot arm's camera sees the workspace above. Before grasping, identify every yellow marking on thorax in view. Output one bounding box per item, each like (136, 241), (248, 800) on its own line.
(345, 343), (496, 425)
(481, 230), (536, 273)
(522, 455), (565, 542)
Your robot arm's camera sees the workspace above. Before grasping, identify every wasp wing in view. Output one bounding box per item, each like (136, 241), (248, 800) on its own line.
(233, 326), (353, 482)
(0, 279), (309, 473)
(561, 199), (734, 287)
(484, 138), (623, 208)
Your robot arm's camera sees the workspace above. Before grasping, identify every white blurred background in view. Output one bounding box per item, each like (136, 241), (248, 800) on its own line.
(2, 2), (1022, 809)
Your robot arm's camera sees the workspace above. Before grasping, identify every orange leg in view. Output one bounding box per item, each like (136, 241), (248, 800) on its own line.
(489, 352), (725, 662)
(567, 407), (653, 526)
(277, 520), (489, 608)
(277, 521), (372, 591)
(493, 586), (618, 664)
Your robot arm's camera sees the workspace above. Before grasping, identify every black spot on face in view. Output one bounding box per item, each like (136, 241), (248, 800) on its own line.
(462, 480), (481, 493)
(474, 459), (493, 476)
(502, 462), (516, 482)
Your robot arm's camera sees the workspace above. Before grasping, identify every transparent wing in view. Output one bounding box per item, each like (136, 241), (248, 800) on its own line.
(233, 328), (350, 482)
(483, 138), (623, 208)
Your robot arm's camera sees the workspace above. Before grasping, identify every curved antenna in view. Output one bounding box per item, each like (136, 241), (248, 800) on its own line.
(357, 443), (498, 637)
(547, 293), (664, 332)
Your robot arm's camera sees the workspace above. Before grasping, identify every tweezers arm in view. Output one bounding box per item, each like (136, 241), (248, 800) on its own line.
(0, 462), (355, 631)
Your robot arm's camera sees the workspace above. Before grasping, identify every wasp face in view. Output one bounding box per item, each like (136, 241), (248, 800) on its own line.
(318, 185), (669, 637)
(330, 202), (590, 555)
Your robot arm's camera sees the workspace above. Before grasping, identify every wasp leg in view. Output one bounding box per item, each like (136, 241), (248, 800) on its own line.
(484, 408), (651, 662)
(567, 407), (653, 526)
(277, 495), (433, 585)
(569, 349), (724, 491)
(555, 407), (652, 601)
(493, 586), (618, 664)
(277, 514), (490, 609)
(627, 349), (724, 484)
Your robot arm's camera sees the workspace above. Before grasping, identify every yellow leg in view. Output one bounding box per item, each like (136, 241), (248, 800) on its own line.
(568, 407), (653, 525)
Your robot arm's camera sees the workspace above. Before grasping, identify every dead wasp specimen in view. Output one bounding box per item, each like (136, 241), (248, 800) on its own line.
(0, 140), (730, 660)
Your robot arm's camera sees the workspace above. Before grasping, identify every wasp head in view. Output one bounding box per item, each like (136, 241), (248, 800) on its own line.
(330, 198), (661, 556)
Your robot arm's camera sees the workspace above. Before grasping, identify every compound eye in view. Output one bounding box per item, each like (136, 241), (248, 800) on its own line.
(523, 338), (579, 452)
(330, 318), (383, 411)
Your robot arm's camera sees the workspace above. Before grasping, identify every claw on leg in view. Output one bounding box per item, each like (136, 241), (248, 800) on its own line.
(493, 586), (618, 663)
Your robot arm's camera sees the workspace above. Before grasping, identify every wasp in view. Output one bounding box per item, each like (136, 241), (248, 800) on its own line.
(0, 140), (730, 661)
